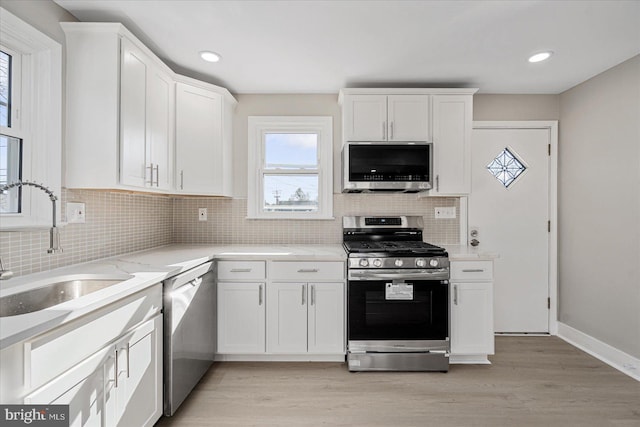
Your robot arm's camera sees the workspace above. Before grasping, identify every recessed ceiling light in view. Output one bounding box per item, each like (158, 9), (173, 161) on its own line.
(200, 51), (221, 63)
(528, 51), (553, 63)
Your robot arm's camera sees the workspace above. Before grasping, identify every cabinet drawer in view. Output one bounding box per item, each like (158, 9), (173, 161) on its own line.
(25, 284), (162, 391)
(450, 261), (493, 281)
(270, 261), (344, 281)
(217, 261), (266, 280)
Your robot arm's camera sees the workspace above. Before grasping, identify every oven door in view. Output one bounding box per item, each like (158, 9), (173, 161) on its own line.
(348, 279), (449, 353)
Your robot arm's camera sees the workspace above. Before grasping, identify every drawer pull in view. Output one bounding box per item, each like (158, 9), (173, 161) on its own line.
(462, 269), (484, 273)
(297, 269), (319, 273)
(230, 268), (252, 273)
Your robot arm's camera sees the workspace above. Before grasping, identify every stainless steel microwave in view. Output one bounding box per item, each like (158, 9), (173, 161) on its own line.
(342, 142), (433, 192)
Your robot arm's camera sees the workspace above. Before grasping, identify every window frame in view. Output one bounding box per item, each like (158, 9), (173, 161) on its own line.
(247, 116), (333, 220)
(0, 7), (62, 230)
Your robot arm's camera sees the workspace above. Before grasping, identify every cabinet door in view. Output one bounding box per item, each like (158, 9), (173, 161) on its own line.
(217, 282), (265, 353)
(450, 282), (494, 355)
(113, 315), (162, 427)
(343, 95), (387, 141)
(387, 95), (430, 141)
(308, 282), (345, 354)
(267, 283), (308, 353)
(120, 37), (148, 188)
(147, 67), (173, 191)
(26, 346), (113, 427)
(431, 95), (472, 195)
(175, 82), (223, 195)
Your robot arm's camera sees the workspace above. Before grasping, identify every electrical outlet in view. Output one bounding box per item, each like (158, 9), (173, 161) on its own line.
(435, 207), (456, 219)
(67, 202), (86, 223)
(198, 208), (207, 221)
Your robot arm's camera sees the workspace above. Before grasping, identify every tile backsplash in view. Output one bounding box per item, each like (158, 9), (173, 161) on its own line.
(1, 191), (460, 277)
(173, 194), (460, 245)
(0, 189), (173, 277)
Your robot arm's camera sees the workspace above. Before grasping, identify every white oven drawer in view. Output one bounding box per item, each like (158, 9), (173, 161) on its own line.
(217, 261), (266, 280)
(450, 261), (493, 281)
(270, 261), (345, 281)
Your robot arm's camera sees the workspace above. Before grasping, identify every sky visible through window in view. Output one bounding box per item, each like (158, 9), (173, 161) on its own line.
(0, 50), (10, 128)
(263, 133), (319, 207)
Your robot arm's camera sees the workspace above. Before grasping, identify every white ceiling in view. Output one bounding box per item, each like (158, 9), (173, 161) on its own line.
(54, 0), (640, 94)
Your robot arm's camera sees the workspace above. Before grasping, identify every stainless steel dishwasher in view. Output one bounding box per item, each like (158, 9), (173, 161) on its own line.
(163, 261), (216, 416)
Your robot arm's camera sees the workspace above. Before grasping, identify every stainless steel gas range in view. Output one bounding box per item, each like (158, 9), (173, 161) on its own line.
(343, 216), (450, 372)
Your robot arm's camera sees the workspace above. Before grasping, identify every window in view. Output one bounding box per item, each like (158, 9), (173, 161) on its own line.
(486, 147), (527, 189)
(0, 8), (62, 229)
(247, 116), (333, 219)
(0, 45), (23, 214)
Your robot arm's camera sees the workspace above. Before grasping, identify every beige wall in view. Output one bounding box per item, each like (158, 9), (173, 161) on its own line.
(558, 55), (640, 358)
(232, 94), (342, 197)
(0, 0), (77, 43)
(474, 94), (560, 121)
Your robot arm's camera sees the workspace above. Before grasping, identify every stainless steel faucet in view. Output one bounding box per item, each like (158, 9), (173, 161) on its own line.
(1, 180), (63, 255)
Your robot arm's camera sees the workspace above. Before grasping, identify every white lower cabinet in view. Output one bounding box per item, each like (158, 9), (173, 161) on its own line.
(217, 282), (266, 354)
(216, 259), (345, 359)
(26, 314), (163, 427)
(449, 260), (495, 363)
(267, 282), (344, 354)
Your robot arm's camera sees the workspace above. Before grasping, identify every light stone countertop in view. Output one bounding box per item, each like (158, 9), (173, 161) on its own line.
(0, 244), (346, 350)
(443, 245), (500, 261)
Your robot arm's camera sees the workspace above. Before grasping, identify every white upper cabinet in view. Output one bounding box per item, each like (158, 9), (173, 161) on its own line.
(342, 93), (429, 142)
(387, 95), (430, 141)
(431, 94), (473, 195)
(175, 79), (235, 196)
(62, 23), (234, 195)
(339, 88), (477, 195)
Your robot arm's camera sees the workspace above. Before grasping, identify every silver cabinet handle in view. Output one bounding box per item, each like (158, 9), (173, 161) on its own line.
(146, 163), (154, 186)
(114, 349), (119, 388)
(390, 121), (394, 140)
(180, 170), (184, 190)
(154, 164), (159, 187)
(382, 121), (386, 140)
(453, 285), (458, 305)
(462, 269), (484, 273)
(302, 285), (306, 305)
(311, 285), (315, 306)
(297, 269), (319, 273)
(259, 284), (263, 305)
(230, 268), (252, 273)
(126, 342), (130, 378)
(436, 175), (440, 192)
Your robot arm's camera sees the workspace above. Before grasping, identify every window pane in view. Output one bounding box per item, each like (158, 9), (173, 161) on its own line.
(264, 174), (318, 212)
(264, 133), (317, 169)
(0, 134), (22, 213)
(0, 50), (10, 128)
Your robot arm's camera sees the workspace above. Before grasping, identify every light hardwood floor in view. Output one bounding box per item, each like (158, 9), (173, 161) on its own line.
(156, 336), (640, 426)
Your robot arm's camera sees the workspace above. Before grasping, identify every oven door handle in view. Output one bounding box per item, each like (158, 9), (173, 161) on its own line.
(348, 268), (449, 281)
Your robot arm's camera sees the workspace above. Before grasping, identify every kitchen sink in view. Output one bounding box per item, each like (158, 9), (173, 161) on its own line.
(0, 274), (133, 317)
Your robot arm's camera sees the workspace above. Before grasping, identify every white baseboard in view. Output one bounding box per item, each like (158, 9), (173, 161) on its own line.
(450, 354), (491, 364)
(557, 322), (640, 382)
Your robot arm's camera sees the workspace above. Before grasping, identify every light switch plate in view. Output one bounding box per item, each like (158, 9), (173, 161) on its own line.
(435, 206), (456, 219)
(198, 208), (208, 221)
(67, 202), (86, 223)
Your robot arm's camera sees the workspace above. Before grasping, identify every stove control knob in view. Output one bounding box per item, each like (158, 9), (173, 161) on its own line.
(429, 259), (439, 267)
(373, 259), (383, 268)
(394, 259), (404, 267)
(416, 258), (427, 268)
(359, 259), (369, 267)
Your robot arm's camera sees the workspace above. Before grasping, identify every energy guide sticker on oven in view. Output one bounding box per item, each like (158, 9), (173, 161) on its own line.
(385, 283), (414, 300)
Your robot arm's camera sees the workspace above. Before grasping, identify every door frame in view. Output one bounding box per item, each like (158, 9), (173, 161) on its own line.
(462, 121), (558, 335)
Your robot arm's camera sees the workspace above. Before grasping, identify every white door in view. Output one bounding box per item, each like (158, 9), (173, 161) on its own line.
(387, 95), (430, 141)
(469, 126), (551, 333)
(308, 282), (344, 354)
(267, 282), (308, 353)
(217, 282), (265, 353)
